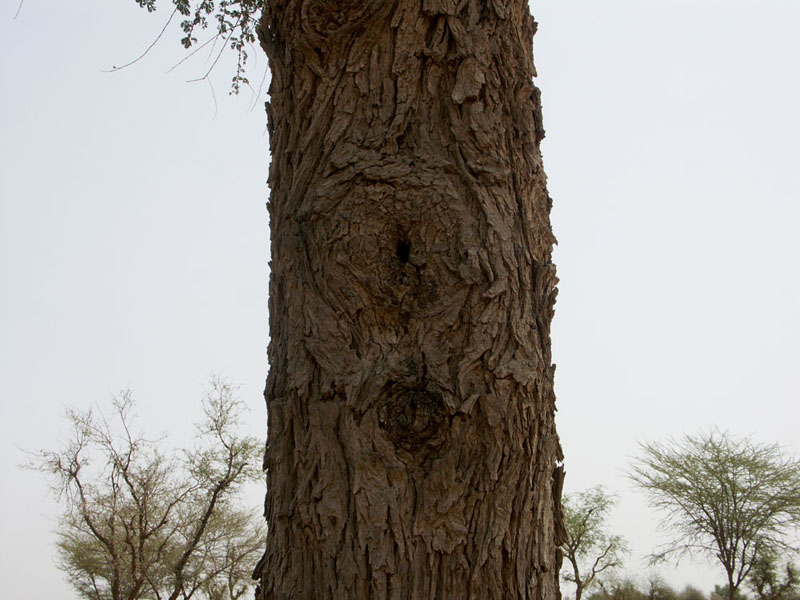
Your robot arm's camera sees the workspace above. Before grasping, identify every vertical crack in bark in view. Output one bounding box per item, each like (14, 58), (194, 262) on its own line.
(396, 239), (411, 264)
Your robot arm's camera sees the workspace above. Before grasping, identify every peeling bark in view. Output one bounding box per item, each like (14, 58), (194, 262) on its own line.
(254, 1), (565, 598)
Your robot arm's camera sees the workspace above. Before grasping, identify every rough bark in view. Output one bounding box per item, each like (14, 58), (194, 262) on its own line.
(254, 1), (565, 598)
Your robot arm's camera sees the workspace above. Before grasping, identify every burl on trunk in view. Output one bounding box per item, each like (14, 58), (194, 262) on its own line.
(254, 1), (565, 598)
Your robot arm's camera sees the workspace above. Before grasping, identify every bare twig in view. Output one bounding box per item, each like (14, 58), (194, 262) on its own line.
(186, 20), (238, 85)
(166, 33), (223, 75)
(103, 8), (178, 73)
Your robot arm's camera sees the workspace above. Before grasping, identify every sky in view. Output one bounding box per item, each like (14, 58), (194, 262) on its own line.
(1, 1), (798, 598)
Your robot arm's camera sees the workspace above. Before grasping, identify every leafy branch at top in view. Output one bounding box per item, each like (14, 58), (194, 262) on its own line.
(133, 0), (265, 93)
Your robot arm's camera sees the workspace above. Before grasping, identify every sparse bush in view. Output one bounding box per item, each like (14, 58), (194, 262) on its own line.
(27, 377), (264, 600)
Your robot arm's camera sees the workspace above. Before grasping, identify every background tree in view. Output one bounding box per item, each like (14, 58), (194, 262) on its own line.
(588, 577), (711, 600)
(711, 585), (750, 600)
(645, 575), (679, 600)
(629, 431), (800, 600)
(589, 578), (648, 600)
(747, 553), (799, 600)
(678, 586), (705, 600)
(561, 486), (628, 600)
(28, 378), (264, 600)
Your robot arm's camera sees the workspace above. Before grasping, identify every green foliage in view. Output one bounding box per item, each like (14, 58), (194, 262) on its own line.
(588, 578), (759, 600)
(133, 0), (264, 93)
(646, 575), (679, 600)
(27, 377), (264, 600)
(713, 585), (750, 600)
(587, 578), (648, 600)
(679, 586), (706, 600)
(136, 0), (158, 12)
(588, 578), (714, 600)
(748, 553), (800, 600)
(561, 486), (629, 600)
(629, 431), (800, 599)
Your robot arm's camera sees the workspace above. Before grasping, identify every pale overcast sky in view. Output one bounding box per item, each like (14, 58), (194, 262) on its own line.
(1, 1), (798, 599)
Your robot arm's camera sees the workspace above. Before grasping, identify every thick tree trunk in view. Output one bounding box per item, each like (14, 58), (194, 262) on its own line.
(254, 1), (565, 598)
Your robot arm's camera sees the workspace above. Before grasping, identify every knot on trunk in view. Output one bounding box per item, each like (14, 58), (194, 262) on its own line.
(378, 382), (446, 451)
(300, 0), (384, 39)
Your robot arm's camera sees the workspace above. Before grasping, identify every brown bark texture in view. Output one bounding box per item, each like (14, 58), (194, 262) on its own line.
(254, 1), (565, 598)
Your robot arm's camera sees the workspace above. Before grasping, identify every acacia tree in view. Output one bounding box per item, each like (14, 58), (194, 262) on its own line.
(748, 553), (800, 600)
(561, 487), (628, 600)
(630, 431), (800, 600)
(644, 575), (678, 600)
(29, 378), (264, 600)
(132, 1), (566, 597)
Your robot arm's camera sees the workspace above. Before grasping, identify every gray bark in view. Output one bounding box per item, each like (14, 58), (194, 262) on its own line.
(254, 1), (565, 598)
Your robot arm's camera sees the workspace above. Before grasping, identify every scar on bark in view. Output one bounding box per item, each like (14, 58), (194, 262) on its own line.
(378, 381), (446, 451)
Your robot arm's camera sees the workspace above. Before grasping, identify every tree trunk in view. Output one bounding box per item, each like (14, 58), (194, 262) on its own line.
(568, 554), (584, 600)
(254, 1), (565, 598)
